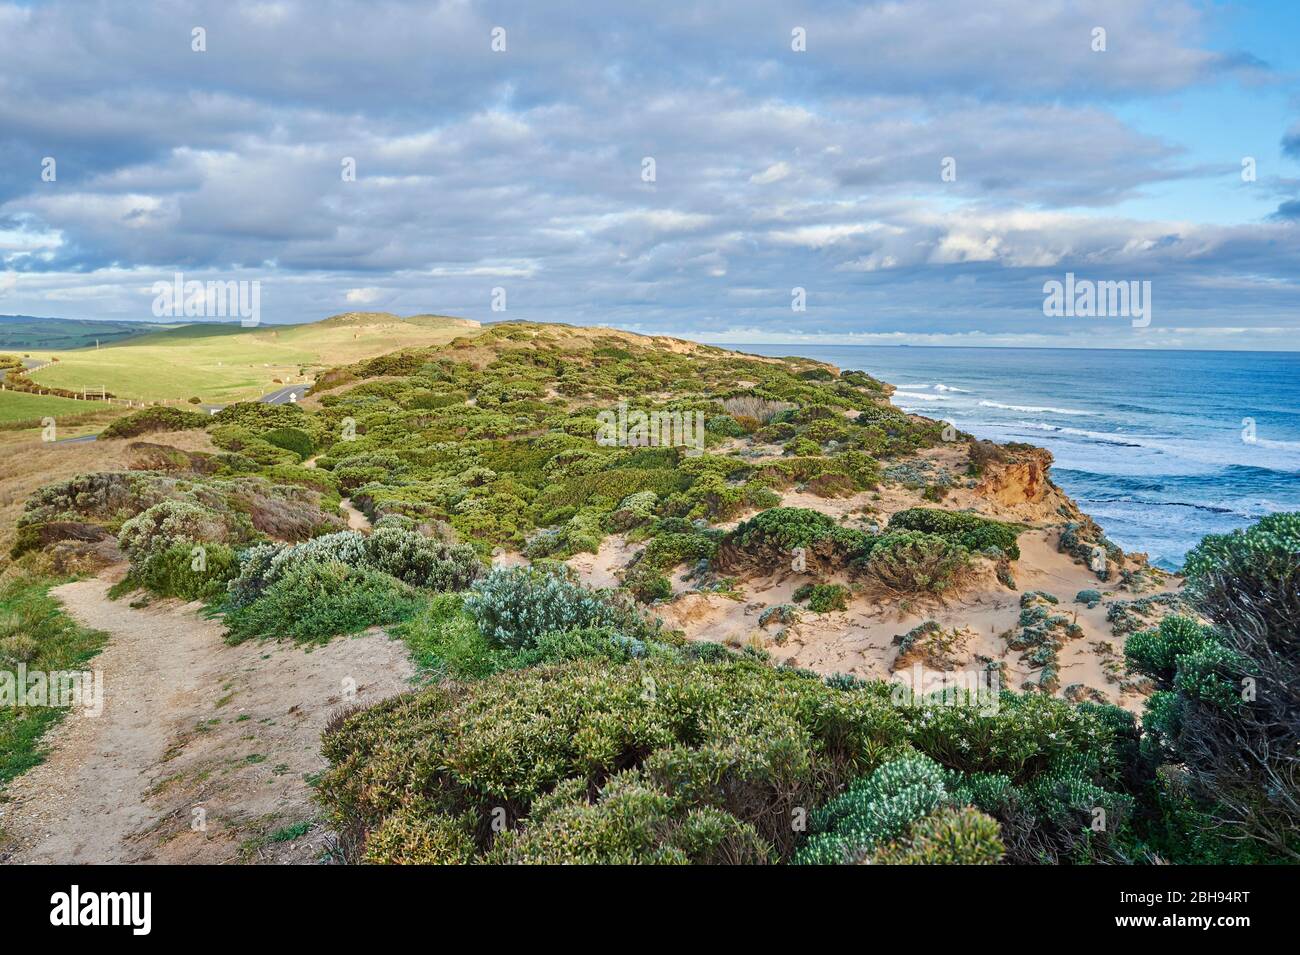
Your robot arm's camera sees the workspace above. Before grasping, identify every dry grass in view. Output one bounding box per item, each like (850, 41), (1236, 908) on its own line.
(720, 395), (794, 423)
(0, 429), (218, 559)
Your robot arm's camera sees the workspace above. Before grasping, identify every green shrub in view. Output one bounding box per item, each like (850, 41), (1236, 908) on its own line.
(362, 810), (479, 865)
(674, 472), (749, 522)
(1181, 511), (1300, 643)
(224, 526), (479, 611)
(705, 415), (746, 438)
(509, 627), (676, 668)
(533, 468), (689, 518)
(133, 542), (239, 601)
(225, 543), (283, 609)
(946, 753), (1134, 865)
(1125, 514), (1300, 860)
(259, 463), (338, 496)
(624, 563), (672, 603)
(1181, 511), (1300, 596)
(1125, 615), (1215, 688)
(99, 405), (211, 439)
(729, 506), (858, 552)
(318, 657), (906, 864)
(396, 593), (507, 679)
(793, 755), (948, 864)
(262, 427), (315, 461)
(609, 491), (659, 530)
(721, 507), (872, 576)
(331, 451), (404, 493)
(524, 507), (606, 559)
(363, 525), (483, 590)
(856, 531), (971, 596)
(1059, 519), (1123, 581)
(117, 499), (229, 563)
(742, 483), (781, 510)
(902, 690), (1115, 781)
(463, 565), (657, 651)
(486, 774), (772, 865)
(759, 604), (799, 628)
(211, 400), (316, 436)
(869, 805), (1004, 864)
(792, 582), (850, 613)
(224, 561), (420, 643)
(1172, 642), (1249, 709)
(638, 530), (720, 571)
(888, 508), (1022, 560)
(1075, 589), (1102, 608)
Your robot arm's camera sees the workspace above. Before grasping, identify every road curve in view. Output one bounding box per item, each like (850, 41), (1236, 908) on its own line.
(49, 381), (312, 444)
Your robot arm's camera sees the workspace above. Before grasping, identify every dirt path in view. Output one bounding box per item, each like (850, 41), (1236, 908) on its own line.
(0, 577), (414, 864)
(339, 498), (371, 531)
(300, 456), (370, 532)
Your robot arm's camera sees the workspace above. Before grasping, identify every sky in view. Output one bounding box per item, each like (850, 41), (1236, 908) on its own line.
(1, 0), (1299, 349)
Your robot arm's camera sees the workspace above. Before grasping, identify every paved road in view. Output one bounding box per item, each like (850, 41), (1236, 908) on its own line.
(0, 357), (51, 384)
(260, 384), (306, 405)
(50, 381), (312, 444)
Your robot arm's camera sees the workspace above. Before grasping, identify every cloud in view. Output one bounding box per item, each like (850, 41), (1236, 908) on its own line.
(0, 0), (1293, 345)
(1271, 199), (1300, 221)
(1282, 122), (1300, 159)
(750, 162), (791, 185)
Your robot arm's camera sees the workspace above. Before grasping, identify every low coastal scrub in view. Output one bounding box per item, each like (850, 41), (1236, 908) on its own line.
(318, 658), (1125, 864)
(218, 526), (483, 642)
(720, 507), (871, 574)
(887, 507), (1023, 560)
(792, 582), (850, 612)
(463, 564), (661, 651)
(1059, 517), (1124, 581)
(398, 573), (698, 681)
(99, 405), (211, 439)
(718, 508), (975, 599)
(1121, 513), (1300, 862)
(225, 561), (421, 644)
(118, 499), (233, 563)
(319, 658), (903, 864)
(855, 531), (971, 598)
(302, 324), (930, 558)
(12, 320), (1297, 868)
(14, 471), (342, 561)
(123, 542), (240, 602)
(317, 508), (1300, 866)
(793, 754), (952, 864)
(1005, 591), (1084, 695)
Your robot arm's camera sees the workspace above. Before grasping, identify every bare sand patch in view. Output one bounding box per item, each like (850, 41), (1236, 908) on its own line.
(566, 534), (640, 589)
(656, 527), (1180, 713)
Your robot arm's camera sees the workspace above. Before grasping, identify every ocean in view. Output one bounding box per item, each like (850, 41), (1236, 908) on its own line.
(725, 345), (1300, 571)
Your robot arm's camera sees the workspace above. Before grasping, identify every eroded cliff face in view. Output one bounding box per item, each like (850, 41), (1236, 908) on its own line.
(972, 447), (1081, 524)
(910, 442), (1082, 527)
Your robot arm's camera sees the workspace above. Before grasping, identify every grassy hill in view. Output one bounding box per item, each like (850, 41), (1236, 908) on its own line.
(0, 315), (183, 350)
(0, 389), (102, 425)
(25, 312), (481, 403)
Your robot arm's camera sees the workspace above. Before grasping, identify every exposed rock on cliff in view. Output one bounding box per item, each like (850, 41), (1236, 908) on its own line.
(971, 444), (1080, 523)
